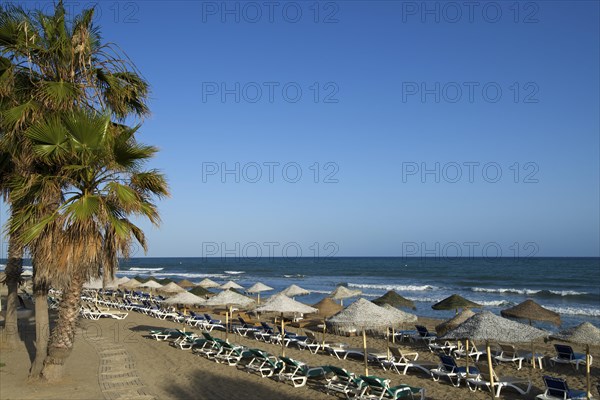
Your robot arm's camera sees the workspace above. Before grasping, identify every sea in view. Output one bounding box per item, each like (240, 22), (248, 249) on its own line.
(3, 257), (599, 330)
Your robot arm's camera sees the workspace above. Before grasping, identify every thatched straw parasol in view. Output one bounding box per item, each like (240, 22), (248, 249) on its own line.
(246, 282), (274, 304)
(204, 289), (256, 341)
(132, 275), (151, 283)
(436, 309), (475, 337)
(311, 297), (343, 349)
(220, 280), (243, 290)
(501, 299), (561, 326)
(330, 286), (362, 306)
(159, 282), (186, 294)
(327, 298), (404, 375)
(114, 276), (130, 285)
(255, 294), (317, 356)
(156, 278), (174, 285)
(177, 279), (196, 289)
(189, 286), (212, 297)
(549, 322), (600, 399)
(198, 278), (221, 288)
(372, 290), (416, 310)
(432, 294), (482, 314)
(120, 278), (142, 289)
(139, 280), (163, 289)
(442, 311), (548, 399)
(312, 297), (343, 318)
(281, 284), (310, 299)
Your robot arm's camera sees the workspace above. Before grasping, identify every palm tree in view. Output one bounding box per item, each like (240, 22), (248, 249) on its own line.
(0, 1), (149, 361)
(9, 110), (168, 380)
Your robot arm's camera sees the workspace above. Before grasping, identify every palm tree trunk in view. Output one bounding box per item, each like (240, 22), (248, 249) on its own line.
(40, 271), (85, 382)
(2, 233), (23, 348)
(29, 277), (49, 379)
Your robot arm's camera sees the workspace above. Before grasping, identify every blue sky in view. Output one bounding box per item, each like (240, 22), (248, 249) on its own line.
(2, 1), (599, 258)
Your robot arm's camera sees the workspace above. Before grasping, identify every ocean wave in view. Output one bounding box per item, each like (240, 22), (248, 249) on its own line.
(225, 271), (245, 275)
(284, 274), (306, 278)
(129, 267), (164, 272)
(471, 287), (591, 297)
(348, 283), (436, 291)
(117, 271), (228, 279)
(545, 306), (600, 317)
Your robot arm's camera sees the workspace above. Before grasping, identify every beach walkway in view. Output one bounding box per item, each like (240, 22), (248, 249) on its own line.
(86, 330), (156, 400)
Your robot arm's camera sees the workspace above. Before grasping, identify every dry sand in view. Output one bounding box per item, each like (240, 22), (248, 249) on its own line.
(1, 300), (598, 400)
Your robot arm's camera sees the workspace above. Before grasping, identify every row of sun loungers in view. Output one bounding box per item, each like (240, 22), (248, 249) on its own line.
(148, 328), (426, 399)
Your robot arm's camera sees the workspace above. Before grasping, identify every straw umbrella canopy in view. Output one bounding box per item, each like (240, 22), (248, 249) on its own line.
(163, 291), (206, 331)
(432, 294), (482, 314)
(156, 278), (174, 285)
(381, 304), (417, 325)
(327, 298), (403, 375)
(372, 290), (416, 310)
(549, 322), (600, 399)
(442, 311), (548, 399)
(204, 289), (256, 341)
(246, 282), (274, 304)
(436, 309), (475, 337)
(104, 278), (120, 290)
(189, 286), (212, 297)
(281, 284), (310, 299)
(198, 278), (221, 288)
(159, 282), (186, 294)
(501, 299), (561, 326)
(177, 279), (196, 289)
(330, 286), (362, 307)
(312, 297), (343, 349)
(120, 278), (142, 289)
(312, 297), (343, 318)
(114, 276), (130, 285)
(139, 280), (163, 289)
(220, 280), (243, 290)
(255, 294), (317, 356)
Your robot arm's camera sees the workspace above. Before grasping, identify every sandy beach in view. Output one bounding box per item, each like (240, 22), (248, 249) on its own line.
(1, 296), (598, 400)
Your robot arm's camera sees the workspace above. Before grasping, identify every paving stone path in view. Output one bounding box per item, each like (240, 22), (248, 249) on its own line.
(86, 334), (156, 400)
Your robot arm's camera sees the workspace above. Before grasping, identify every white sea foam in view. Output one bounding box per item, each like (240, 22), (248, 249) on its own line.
(545, 306), (600, 317)
(471, 287), (589, 296)
(129, 267), (164, 272)
(348, 283), (436, 291)
(117, 271), (228, 279)
(225, 271), (245, 275)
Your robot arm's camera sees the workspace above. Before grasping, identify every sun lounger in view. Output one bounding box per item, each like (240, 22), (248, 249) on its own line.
(453, 340), (486, 362)
(234, 317), (261, 337)
(214, 341), (252, 366)
(494, 343), (529, 370)
(277, 357), (326, 388)
(550, 344), (590, 370)
(413, 325), (437, 344)
(383, 347), (437, 376)
(430, 354), (480, 387)
(149, 328), (182, 341)
(466, 366), (532, 397)
(244, 349), (284, 378)
(296, 331), (322, 354)
(324, 365), (366, 398)
(359, 375), (425, 400)
(428, 340), (458, 355)
(536, 375), (587, 400)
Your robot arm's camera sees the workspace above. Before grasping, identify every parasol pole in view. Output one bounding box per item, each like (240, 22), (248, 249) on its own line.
(486, 340), (494, 399)
(363, 328), (369, 376)
(281, 312), (286, 357)
(257, 292), (260, 304)
(586, 344), (591, 400)
(465, 339), (470, 379)
(386, 327), (391, 360)
(322, 318), (327, 347)
(225, 305), (230, 342)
